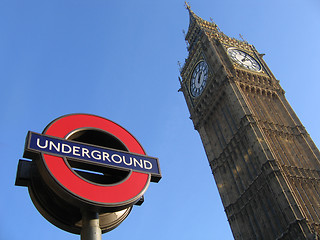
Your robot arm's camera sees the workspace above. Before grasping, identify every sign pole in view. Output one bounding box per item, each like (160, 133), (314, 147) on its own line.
(81, 211), (102, 240)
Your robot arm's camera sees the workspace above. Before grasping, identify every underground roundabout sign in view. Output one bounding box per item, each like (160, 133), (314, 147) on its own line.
(15, 114), (161, 235)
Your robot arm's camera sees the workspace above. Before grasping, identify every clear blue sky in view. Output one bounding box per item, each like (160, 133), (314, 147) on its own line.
(1, 1), (319, 240)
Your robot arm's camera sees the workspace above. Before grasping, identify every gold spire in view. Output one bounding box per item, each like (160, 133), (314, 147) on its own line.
(185, 1), (199, 25)
(184, 2), (219, 33)
(184, 1), (191, 11)
(184, 5), (252, 51)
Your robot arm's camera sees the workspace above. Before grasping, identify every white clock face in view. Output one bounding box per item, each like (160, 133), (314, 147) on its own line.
(190, 60), (208, 98)
(227, 48), (261, 72)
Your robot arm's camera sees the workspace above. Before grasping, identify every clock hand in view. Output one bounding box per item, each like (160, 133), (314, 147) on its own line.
(197, 72), (202, 84)
(241, 54), (248, 62)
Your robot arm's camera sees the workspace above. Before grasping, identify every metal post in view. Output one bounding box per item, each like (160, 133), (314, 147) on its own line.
(81, 211), (102, 240)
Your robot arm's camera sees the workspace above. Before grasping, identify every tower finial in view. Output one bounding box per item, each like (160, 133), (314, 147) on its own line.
(184, 1), (191, 10)
(184, 1), (198, 22)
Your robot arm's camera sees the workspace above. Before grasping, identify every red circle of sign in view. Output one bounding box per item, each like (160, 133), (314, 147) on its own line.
(41, 114), (150, 206)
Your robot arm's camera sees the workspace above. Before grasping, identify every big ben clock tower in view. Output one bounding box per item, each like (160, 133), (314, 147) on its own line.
(179, 4), (320, 240)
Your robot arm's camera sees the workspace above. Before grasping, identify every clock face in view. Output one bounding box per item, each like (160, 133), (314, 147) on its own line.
(227, 48), (261, 72)
(190, 60), (208, 98)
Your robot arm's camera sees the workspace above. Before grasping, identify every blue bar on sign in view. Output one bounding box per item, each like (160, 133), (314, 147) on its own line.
(26, 132), (161, 179)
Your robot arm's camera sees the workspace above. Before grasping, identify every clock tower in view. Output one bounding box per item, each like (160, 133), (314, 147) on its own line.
(179, 4), (320, 240)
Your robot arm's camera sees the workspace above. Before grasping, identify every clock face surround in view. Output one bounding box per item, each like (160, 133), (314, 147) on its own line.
(227, 48), (261, 72)
(190, 60), (208, 98)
